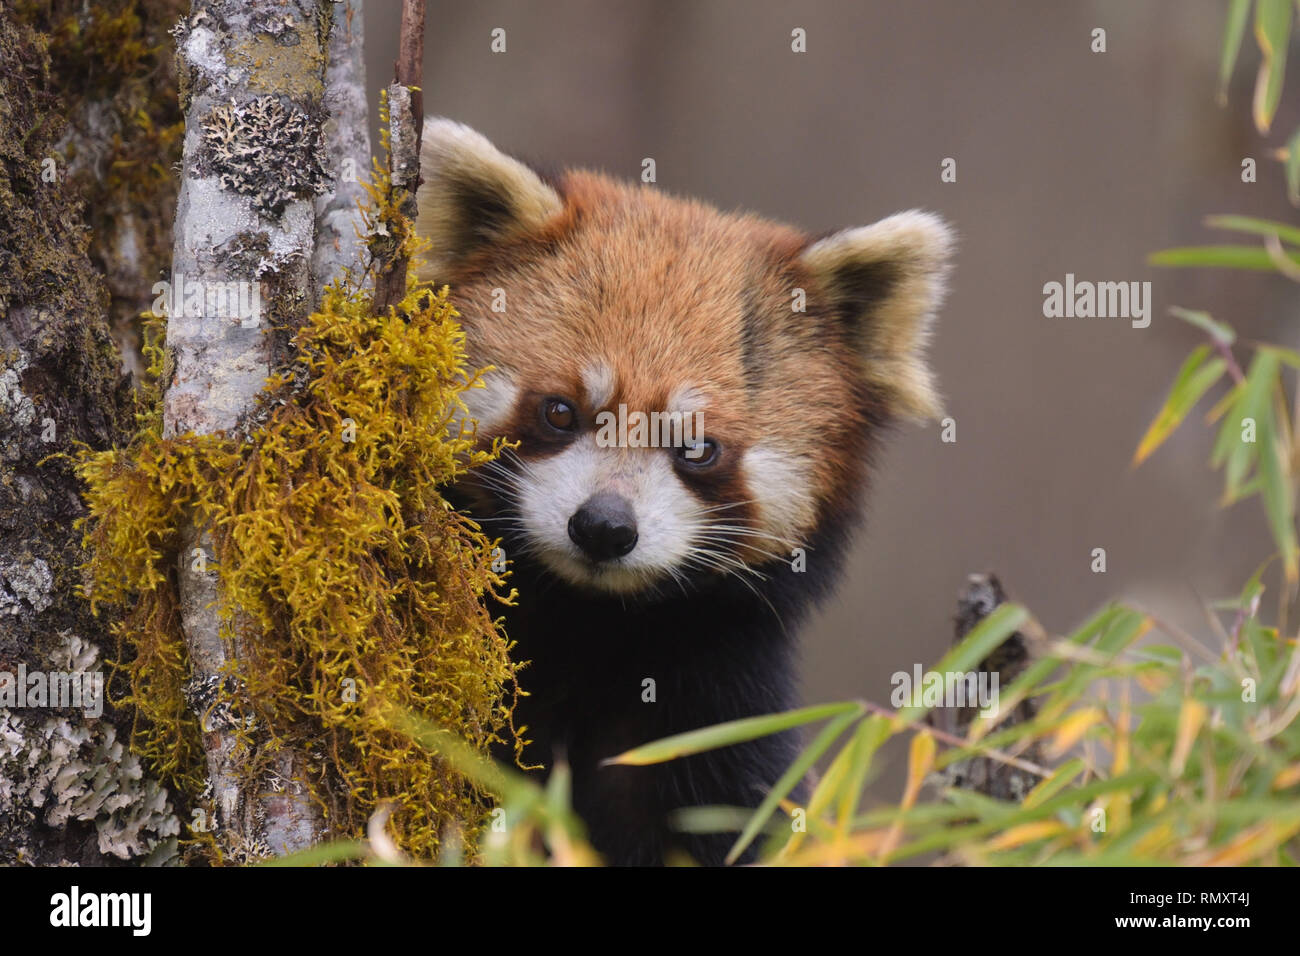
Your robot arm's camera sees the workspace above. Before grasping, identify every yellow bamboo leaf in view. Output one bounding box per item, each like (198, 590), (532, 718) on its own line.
(1135, 669), (1171, 695)
(901, 730), (936, 810)
(781, 828), (889, 866)
(1112, 685), (1131, 777)
(1201, 821), (1300, 865)
(985, 820), (1068, 852)
(1048, 707), (1104, 758)
(877, 731), (936, 864)
(1170, 699), (1208, 776)
(1133, 822), (1176, 857)
(1272, 763), (1300, 790)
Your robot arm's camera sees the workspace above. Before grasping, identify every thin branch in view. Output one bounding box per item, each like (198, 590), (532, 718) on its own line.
(373, 0), (427, 316)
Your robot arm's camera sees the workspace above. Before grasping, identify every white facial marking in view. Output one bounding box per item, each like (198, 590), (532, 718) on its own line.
(665, 383), (707, 417)
(515, 437), (703, 593)
(742, 443), (817, 545)
(459, 368), (519, 436)
(581, 360), (616, 409)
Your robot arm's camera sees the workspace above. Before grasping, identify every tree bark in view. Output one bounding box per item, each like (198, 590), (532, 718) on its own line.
(165, 0), (343, 859)
(372, 0), (426, 316)
(313, 0), (371, 296)
(0, 6), (180, 866)
(937, 573), (1044, 801)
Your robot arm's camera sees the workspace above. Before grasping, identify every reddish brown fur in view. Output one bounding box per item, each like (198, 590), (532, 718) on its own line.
(437, 170), (881, 558)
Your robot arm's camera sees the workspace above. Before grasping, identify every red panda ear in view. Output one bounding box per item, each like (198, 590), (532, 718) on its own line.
(798, 210), (954, 421)
(415, 118), (564, 282)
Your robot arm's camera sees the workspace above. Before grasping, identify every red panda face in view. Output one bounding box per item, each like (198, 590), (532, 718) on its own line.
(415, 120), (953, 597)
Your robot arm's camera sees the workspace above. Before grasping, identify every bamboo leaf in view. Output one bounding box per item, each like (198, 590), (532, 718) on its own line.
(1205, 213), (1300, 247)
(985, 819), (1069, 852)
(903, 730), (937, 808)
(1024, 758), (1087, 808)
(1171, 699), (1209, 775)
(1263, 343), (1300, 368)
(1286, 125), (1300, 205)
(1272, 763), (1300, 789)
(1168, 305), (1238, 345)
(606, 700), (863, 766)
(260, 839), (370, 866)
(1048, 707), (1105, 758)
(1254, 0), (1293, 133)
(1134, 345), (1227, 465)
(1222, 350), (1279, 502)
(1150, 244), (1300, 270)
(1220, 0), (1254, 101)
(724, 709), (861, 864)
(1256, 406), (1299, 582)
(836, 715), (892, 827)
(898, 603), (1029, 723)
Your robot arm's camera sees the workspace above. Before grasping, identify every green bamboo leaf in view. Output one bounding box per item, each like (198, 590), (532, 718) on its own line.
(1220, 0), (1254, 101)
(1254, 0), (1292, 133)
(1040, 608), (1149, 714)
(605, 700), (864, 766)
(1023, 758), (1087, 808)
(389, 708), (533, 799)
(1168, 305), (1238, 345)
(885, 771), (1160, 863)
(1211, 389), (1247, 468)
(1255, 408), (1299, 583)
(1286, 126), (1300, 205)
(260, 839), (370, 867)
(853, 802), (986, 829)
(1149, 245), (1300, 270)
(898, 603), (1029, 723)
(1224, 350), (1281, 502)
(804, 733), (855, 821)
(836, 715), (893, 825)
(1223, 434), (1254, 502)
(1134, 345), (1227, 465)
(545, 758), (573, 818)
(1265, 343), (1300, 368)
(991, 604), (1125, 725)
(1205, 213), (1300, 246)
(725, 709), (861, 864)
(668, 805), (788, 835)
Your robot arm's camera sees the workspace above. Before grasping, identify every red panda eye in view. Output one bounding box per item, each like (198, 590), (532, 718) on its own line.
(542, 397), (577, 431)
(678, 439), (720, 467)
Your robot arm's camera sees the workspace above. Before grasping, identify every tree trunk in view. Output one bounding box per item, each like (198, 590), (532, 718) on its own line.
(165, 0), (359, 858)
(0, 6), (181, 866)
(314, 0), (371, 297)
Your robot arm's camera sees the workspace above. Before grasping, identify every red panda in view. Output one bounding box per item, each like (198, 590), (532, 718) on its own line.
(415, 119), (953, 865)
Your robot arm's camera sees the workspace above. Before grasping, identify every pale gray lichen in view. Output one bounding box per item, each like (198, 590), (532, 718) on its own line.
(0, 555), (53, 616)
(0, 353), (36, 464)
(0, 634), (181, 864)
(199, 96), (327, 216)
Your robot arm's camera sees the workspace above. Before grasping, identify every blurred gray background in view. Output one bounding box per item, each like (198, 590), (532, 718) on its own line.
(366, 1), (1298, 792)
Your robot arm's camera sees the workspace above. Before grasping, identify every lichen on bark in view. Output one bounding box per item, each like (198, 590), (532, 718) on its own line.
(14, 0), (189, 382)
(0, 5), (181, 866)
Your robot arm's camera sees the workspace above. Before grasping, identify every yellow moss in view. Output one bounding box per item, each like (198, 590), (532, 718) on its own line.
(75, 187), (522, 862)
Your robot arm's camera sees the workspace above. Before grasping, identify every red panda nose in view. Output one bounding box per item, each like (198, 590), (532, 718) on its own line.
(568, 493), (639, 562)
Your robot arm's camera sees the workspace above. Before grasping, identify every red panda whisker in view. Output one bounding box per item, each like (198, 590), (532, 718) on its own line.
(682, 550), (786, 632)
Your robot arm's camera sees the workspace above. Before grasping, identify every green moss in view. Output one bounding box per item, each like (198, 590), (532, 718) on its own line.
(75, 202), (523, 861)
